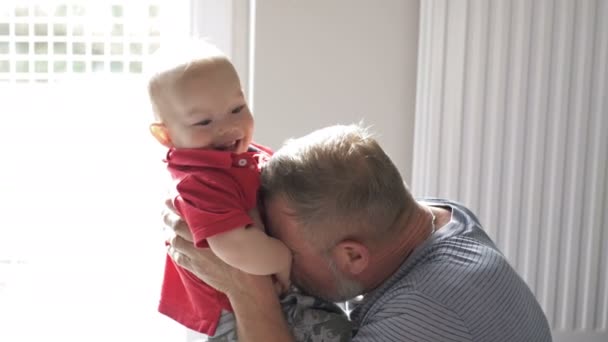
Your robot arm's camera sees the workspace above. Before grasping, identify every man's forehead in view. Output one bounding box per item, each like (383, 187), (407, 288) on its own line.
(265, 197), (299, 232)
(264, 197), (317, 257)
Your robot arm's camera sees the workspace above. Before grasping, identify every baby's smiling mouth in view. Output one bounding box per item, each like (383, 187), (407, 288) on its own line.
(215, 139), (241, 152)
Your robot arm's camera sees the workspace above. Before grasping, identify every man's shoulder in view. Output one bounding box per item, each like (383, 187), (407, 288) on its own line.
(353, 223), (512, 322)
(250, 142), (274, 156)
(418, 197), (482, 224)
(355, 261), (551, 341)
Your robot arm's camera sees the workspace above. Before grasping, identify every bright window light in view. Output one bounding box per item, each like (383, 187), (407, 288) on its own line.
(0, 1), (195, 341)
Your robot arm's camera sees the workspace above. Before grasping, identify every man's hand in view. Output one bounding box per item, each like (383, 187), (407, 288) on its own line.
(162, 198), (193, 242)
(162, 197), (296, 341)
(162, 197), (276, 297)
(167, 233), (240, 294)
(162, 198), (237, 294)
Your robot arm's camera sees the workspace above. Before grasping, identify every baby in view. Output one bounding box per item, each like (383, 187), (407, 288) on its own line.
(146, 40), (351, 341)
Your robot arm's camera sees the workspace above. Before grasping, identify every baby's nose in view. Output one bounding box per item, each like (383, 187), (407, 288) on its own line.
(218, 125), (241, 139)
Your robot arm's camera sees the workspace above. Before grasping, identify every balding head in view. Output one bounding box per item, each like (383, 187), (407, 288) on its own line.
(260, 123), (416, 250)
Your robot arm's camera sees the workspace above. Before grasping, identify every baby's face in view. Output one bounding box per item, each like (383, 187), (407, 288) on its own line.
(161, 61), (253, 152)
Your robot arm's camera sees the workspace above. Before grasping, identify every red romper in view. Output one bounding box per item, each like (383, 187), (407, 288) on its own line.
(158, 143), (272, 335)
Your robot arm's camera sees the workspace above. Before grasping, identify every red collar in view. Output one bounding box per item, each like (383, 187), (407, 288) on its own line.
(165, 145), (270, 169)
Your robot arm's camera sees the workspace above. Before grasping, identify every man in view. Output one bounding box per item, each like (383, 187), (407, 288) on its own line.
(165, 124), (553, 341)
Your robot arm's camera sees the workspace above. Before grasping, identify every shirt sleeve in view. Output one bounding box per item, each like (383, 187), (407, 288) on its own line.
(174, 173), (253, 248)
(352, 292), (472, 342)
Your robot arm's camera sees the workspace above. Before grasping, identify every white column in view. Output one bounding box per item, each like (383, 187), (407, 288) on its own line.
(412, 0), (608, 340)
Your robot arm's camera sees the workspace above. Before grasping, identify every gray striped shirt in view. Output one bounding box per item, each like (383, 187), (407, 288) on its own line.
(348, 199), (552, 341)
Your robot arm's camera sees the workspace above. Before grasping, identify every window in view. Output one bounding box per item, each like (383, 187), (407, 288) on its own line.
(0, 1), (243, 340)
(0, 2), (185, 83)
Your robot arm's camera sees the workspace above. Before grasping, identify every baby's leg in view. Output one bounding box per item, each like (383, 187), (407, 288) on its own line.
(203, 291), (352, 342)
(281, 290), (352, 342)
(205, 310), (238, 342)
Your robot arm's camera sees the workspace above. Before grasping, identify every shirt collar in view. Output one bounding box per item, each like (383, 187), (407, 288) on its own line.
(164, 146), (267, 169)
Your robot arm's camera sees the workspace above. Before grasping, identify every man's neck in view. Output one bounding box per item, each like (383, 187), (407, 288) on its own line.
(359, 203), (436, 292)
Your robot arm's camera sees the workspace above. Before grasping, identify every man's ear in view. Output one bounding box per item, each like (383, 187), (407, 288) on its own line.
(149, 122), (173, 148)
(331, 240), (369, 276)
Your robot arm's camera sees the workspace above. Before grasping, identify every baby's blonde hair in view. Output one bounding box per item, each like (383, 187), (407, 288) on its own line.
(145, 38), (230, 121)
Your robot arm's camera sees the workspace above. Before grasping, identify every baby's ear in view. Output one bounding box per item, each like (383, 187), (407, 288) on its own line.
(149, 123), (173, 148)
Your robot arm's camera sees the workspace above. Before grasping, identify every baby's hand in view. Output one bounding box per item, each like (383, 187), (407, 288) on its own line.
(273, 267), (291, 296)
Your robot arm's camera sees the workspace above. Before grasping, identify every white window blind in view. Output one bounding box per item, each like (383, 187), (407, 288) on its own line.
(0, 2), (178, 83)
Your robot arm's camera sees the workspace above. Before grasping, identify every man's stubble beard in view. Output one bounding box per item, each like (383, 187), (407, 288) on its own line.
(295, 258), (364, 303)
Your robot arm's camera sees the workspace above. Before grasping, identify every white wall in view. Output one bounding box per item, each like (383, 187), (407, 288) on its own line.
(251, 0), (420, 183)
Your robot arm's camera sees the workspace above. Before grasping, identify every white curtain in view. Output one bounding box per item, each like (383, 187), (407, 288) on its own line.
(412, 1), (608, 341)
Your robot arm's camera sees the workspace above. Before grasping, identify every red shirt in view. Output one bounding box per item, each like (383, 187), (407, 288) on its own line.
(158, 143), (272, 335)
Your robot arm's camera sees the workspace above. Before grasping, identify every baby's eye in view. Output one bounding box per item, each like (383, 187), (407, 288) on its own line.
(231, 105), (245, 114)
(195, 119), (212, 126)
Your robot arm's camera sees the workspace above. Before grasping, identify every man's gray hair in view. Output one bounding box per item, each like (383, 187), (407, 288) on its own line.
(260, 123), (414, 249)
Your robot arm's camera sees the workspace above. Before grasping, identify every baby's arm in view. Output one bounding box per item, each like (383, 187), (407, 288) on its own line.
(207, 210), (292, 284)
(175, 175), (291, 290)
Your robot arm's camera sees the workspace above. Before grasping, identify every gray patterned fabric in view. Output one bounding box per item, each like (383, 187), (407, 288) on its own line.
(281, 290), (352, 342)
(205, 289), (352, 342)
